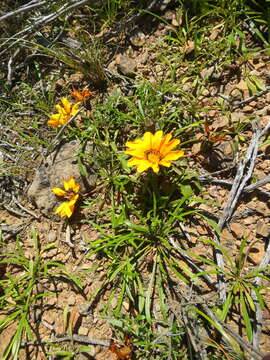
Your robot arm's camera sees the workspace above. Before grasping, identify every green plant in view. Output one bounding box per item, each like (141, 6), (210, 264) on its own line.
(191, 237), (270, 344)
(0, 229), (82, 360)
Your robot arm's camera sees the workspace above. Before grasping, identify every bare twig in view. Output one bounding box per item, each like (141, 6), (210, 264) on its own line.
(3, 204), (28, 218)
(251, 239), (270, 356)
(168, 236), (217, 288)
(12, 195), (39, 219)
(7, 48), (20, 84)
(0, 0), (94, 56)
(60, 224), (75, 248)
(20, 334), (110, 348)
(200, 303), (263, 359)
(198, 174), (270, 197)
(218, 120), (262, 229)
(0, 0), (47, 22)
(218, 86), (270, 108)
(101, 0), (166, 43)
(1, 221), (31, 241)
(211, 120), (270, 301)
(245, 175), (270, 192)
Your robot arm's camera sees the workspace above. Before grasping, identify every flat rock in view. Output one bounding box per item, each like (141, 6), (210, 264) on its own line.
(27, 140), (97, 216)
(256, 220), (270, 237)
(116, 55), (137, 77)
(230, 222), (245, 239)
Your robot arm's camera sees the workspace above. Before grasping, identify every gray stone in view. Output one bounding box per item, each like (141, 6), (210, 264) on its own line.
(129, 29), (146, 47)
(116, 55), (137, 77)
(27, 140), (97, 216)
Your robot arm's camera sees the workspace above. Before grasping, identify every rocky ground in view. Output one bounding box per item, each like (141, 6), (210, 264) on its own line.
(1, 1), (270, 359)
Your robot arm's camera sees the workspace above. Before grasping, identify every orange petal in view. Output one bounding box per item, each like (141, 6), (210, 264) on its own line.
(48, 114), (62, 127)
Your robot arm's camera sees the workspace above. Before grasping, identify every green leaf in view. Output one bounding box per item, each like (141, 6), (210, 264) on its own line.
(192, 308), (241, 353)
(137, 276), (145, 314)
(180, 184), (193, 198)
(249, 75), (266, 91)
(145, 258), (157, 323)
(220, 292), (232, 321)
(124, 220), (148, 233)
(246, 78), (258, 95)
(243, 288), (256, 313)
(240, 290), (253, 341)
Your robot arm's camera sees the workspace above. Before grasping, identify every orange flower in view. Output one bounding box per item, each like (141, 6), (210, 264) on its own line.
(125, 130), (184, 173)
(52, 178), (80, 218)
(48, 98), (80, 127)
(71, 88), (92, 102)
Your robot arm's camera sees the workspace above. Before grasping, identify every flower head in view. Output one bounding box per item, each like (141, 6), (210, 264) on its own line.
(125, 130), (184, 173)
(48, 98), (80, 127)
(52, 177), (80, 218)
(71, 88), (92, 102)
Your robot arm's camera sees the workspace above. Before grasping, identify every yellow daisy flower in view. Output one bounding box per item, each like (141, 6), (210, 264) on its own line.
(54, 194), (79, 218)
(48, 98), (80, 127)
(125, 130), (184, 173)
(51, 177), (80, 218)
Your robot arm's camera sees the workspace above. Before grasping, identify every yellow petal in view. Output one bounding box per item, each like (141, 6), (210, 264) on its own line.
(125, 139), (141, 148)
(125, 131), (182, 174)
(54, 202), (72, 217)
(48, 114), (62, 127)
(161, 150), (184, 162)
(125, 149), (145, 158)
(55, 104), (65, 115)
(51, 187), (66, 197)
(59, 115), (69, 125)
(54, 195), (78, 218)
(150, 163), (160, 173)
(125, 139), (148, 154)
(69, 194), (79, 204)
(73, 183), (80, 193)
(61, 98), (71, 114)
(71, 102), (80, 115)
(64, 177), (75, 191)
(152, 130), (163, 149)
(158, 161), (171, 167)
(160, 139), (180, 155)
(142, 132), (153, 148)
(47, 119), (59, 127)
(127, 158), (143, 167)
(136, 160), (152, 173)
(63, 178), (80, 193)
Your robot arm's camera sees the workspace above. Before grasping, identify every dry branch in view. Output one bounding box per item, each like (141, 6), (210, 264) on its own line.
(198, 174), (270, 197)
(21, 334), (110, 347)
(0, 0), (94, 56)
(0, 0), (47, 22)
(218, 86), (270, 108)
(101, 0), (172, 42)
(210, 119), (270, 301)
(218, 120), (262, 229)
(251, 240), (270, 356)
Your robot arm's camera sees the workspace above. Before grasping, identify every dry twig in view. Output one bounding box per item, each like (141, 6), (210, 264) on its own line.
(251, 239), (270, 357)
(0, 0), (47, 22)
(218, 86), (270, 108)
(207, 120), (270, 301)
(20, 334), (110, 348)
(0, 0), (94, 56)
